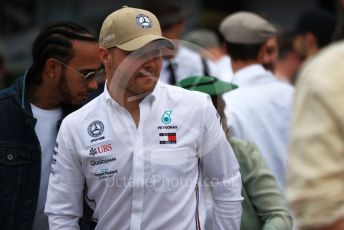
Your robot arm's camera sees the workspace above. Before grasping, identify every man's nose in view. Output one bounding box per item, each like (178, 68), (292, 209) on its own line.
(87, 78), (98, 91)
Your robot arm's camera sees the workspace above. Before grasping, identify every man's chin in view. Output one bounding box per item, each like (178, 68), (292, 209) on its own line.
(69, 96), (89, 106)
(60, 101), (82, 113)
(137, 85), (156, 95)
(127, 83), (157, 100)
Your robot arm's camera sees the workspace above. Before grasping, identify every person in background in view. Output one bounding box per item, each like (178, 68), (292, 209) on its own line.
(293, 8), (336, 61)
(45, 6), (243, 230)
(177, 76), (293, 230)
(220, 11), (294, 192)
(274, 32), (302, 84)
(184, 29), (234, 82)
(333, 0), (344, 41)
(0, 22), (102, 230)
(140, 0), (205, 84)
(258, 35), (279, 73)
(288, 41), (344, 230)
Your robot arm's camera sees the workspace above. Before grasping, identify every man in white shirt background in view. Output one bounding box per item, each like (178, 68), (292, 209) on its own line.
(220, 12), (294, 192)
(45, 6), (243, 230)
(140, 0), (205, 85)
(184, 28), (234, 83)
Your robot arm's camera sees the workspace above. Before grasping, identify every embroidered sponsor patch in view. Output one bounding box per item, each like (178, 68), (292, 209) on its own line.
(83, 118), (111, 146)
(50, 142), (59, 175)
(94, 168), (118, 180)
(89, 144), (113, 156)
(159, 133), (177, 144)
(161, 110), (172, 124)
(157, 125), (178, 130)
(136, 14), (153, 28)
(90, 157), (117, 166)
(88, 120), (104, 138)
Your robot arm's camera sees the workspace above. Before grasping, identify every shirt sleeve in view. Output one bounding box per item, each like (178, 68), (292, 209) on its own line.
(231, 138), (293, 230)
(199, 96), (243, 230)
(288, 60), (344, 228)
(44, 121), (85, 230)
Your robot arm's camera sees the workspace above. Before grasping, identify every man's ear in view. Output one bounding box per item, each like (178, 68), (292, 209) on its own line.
(222, 42), (228, 54)
(257, 42), (268, 62)
(304, 32), (318, 49)
(44, 58), (61, 79)
(99, 47), (111, 65)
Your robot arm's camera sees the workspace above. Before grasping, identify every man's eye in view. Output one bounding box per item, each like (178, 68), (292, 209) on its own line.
(95, 69), (105, 78)
(132, 50), (145, 57)
(153, 49), (162, 56)
(84, 71), (96, 80)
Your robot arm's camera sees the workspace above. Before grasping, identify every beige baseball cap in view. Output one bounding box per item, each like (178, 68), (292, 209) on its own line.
(99, 6), (175, 51)
(220, 11), (277, 44)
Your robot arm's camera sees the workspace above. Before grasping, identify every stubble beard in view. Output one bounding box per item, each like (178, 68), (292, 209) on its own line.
(58, 71), (80, 106)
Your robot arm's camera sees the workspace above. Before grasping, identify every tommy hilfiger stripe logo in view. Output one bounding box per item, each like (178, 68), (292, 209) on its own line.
(159, 133), (177, 144)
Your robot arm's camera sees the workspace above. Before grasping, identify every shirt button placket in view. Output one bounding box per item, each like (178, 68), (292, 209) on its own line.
(130, 110), (148, 229)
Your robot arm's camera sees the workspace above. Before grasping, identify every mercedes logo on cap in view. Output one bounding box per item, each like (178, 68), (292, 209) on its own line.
(88, 120), (104, 138)
(136, 14), (153, 28)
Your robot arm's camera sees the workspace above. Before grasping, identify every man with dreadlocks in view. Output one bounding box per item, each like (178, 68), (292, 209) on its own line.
(0, 22), (103, 230)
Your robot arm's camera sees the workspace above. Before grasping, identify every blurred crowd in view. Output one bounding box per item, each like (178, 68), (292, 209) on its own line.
(1, 0), (344, 230)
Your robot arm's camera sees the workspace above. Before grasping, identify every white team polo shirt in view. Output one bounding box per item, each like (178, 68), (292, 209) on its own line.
(45, 82), (242, 230)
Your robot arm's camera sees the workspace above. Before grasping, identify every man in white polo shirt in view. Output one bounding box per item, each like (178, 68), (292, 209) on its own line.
(45, 6), (242, 230)
(220, 12), (294, 192)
